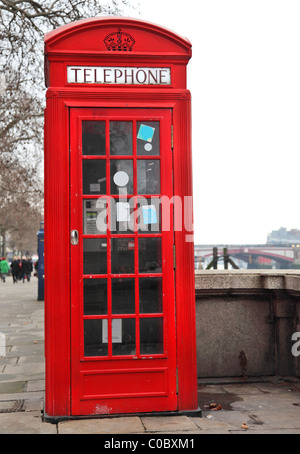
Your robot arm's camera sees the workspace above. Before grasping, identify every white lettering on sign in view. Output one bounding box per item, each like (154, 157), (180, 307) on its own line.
(67, 66), (171, 85)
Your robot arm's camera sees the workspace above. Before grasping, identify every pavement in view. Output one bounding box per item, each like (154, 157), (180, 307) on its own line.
(1, 277), (300, 436)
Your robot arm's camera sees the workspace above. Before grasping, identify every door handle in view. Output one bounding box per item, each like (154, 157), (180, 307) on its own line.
(70, 229), (79, 245)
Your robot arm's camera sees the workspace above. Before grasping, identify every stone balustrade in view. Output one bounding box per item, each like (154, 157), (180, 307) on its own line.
(195, 270), (300, 378)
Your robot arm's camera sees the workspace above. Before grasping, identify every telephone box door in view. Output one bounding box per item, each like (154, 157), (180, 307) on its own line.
(70, 107), (177, 415)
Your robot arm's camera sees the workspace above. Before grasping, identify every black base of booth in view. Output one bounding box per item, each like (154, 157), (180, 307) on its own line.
(43, 407), (202, 424)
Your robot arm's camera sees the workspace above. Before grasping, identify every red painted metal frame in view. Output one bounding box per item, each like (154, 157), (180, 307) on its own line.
(44, 17), (197, 418)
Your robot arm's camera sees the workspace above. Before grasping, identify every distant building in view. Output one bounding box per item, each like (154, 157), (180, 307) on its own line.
(267, 227), (300, 244)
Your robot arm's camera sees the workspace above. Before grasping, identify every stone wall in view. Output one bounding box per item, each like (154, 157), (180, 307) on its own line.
(195, 270), (300, 378)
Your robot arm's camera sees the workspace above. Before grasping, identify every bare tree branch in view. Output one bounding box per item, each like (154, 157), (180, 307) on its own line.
(0, 0), (136, 254)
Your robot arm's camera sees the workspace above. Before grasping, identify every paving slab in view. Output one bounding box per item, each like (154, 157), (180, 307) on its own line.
(24, 398), (43, 412)
(232, 429), (300, 434)
(9, 344), (45, 356)
(193, 416), (233, 432)
(4, 362), (45, 380)
(141, 415), (200, 433)
(0, 400), (23, 412)
(18, 355), (45, 364)
(0, 391), (44, 402)
(58, 416), (145, 434)
(206, 410), (258, 430)
(198, 385), (228, 394)
(26, 379), (45, 392)
(0, 381), (27, 394)
(256, 383), (300, 394)
(222, 384), (265, 394)
(220, 393), (300, 430)
(0, 411), (56, 434)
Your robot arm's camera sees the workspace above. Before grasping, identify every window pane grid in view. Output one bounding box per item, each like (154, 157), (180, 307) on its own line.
(81, 117), (165, 359)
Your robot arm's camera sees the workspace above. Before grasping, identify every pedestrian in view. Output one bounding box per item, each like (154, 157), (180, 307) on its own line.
(17, 256), (22, 281)
(10, 256), (20, 283)
(34, 260), (38, 277)
(26, 257), (33, 282)
(0, 257), (10, 283)
(20, 256), (27, 283)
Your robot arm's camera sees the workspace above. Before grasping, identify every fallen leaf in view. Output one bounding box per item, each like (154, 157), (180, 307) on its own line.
(241, 422), (249, 429)
(211, 403), (222, 411)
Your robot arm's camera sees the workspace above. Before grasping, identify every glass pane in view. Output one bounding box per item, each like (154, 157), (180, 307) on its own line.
(84, 319), (108, 357)
(110, 121), (133, 155)
(84, 279), (107, 315)
(139, 278), (162, 313)
(140, 318), (163, 354)
(112, 318), (136, 356)
(112, 278), (135, 314)
(137, 160), (160, 194)
(139, 238), (162, 273)
(83, 198), (107, 234)
(111, 238), (135, 274)
(82, 160), (106, 195)
(110, 198), (134, 234)
(137, 122), (160, 156)
(82, 121), (106, 156)
(137, 198), (160, 233)
(83, 239), (107, 274)
(110, 160), (133, 195)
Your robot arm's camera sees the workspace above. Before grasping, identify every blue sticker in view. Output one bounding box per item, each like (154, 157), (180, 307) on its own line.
(142, 205), (157, 224)
(137, 124), (155, 143)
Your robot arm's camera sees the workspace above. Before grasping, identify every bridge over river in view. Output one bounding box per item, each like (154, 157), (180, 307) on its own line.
(195, 244), (300, 269)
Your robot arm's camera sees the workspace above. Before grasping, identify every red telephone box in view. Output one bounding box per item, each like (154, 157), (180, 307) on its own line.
(44, 16), (198, 420)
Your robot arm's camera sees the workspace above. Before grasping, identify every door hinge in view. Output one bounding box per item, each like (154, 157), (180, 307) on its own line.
(173, 244), (176, 269)
(171, 124), (174, 149)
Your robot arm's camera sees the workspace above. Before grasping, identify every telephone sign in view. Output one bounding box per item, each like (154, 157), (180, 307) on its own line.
(67, 66), (171, 85)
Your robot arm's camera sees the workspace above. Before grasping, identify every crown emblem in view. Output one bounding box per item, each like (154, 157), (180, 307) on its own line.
(104, 28), (135, 51)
